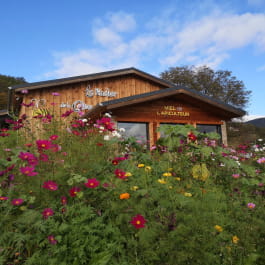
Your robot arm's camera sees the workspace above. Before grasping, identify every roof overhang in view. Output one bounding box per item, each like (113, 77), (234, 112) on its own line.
(11, 67), (172, 92)
(84, 86), (245, 119)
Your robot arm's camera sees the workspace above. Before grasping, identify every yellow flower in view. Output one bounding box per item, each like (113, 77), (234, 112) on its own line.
(131, 186), (139, 191)
(137, 164), (145, 168)
(163, 172), (172, 177)
(145, 166), (152, 171)
(125, 172), (132, 177)
(232, 235), (239, 244)
(169, 186), (173, 189)
(184, 192), (192, 197)
(175, 177), (181, 181)
(119, 193), (130, 200)
(214, 225), (223, 232)
(158, 178), (167, 184)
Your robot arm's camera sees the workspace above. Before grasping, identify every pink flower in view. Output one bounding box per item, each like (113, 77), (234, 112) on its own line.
(47, 235), (58, 245)
(0, 196), (9, 201)
(36, 139), (53, 150)
(61, 196), (67, 205)
(39, 153), (49, 162)
(43, 180), (58, 191)
(257, 157), (265, 164)
(69, 187), (81, 197)
(51, 92), (60, 96)
(114, 169), (127, 179)
(130, 214), (147, 229)
(84, 178), (100, 188)
(42, 208), (54, 219)
(247, 203), (256, 209)
(20, 166), (38, 176)
(21, 89), (28, 94)
(49, 135), (59, 141)
(232, 174), (240, 179)
(11, 198), (24, 206)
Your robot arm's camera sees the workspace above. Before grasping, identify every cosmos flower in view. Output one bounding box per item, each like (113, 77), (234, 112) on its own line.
(49, 135), (59, 141)
(43, 180), (58, 191)
(214, 225), (223, 232)
(247, 203), (256, 209)
(36, 139), (53, 150)
(69, 187), (81, 197)
(11, 198), (24, 206)
(0, 196), (9, 201)
(114, 169), (127, 179)
(119, 193), (130, 199)
(61, 196), (67, 205)
(232, 235), (239, 244)
(42, 208), (54, 219)
(130, 214), (147, 229)
(47, 235), (58, 245)
(20, 166), (38, 176)
(84, 178), (100, 188)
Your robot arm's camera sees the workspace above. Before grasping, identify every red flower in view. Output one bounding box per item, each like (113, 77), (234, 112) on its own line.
(47, 235), (58, 245)
(61, 196), (67, 205)
(69, 187), (81, 197)
(11, 198), (24, 206)
(43, 180), (58, 191)
(84, 178), (100, 188)
(61, 110), (74, 117)
(112, 159), (119, 165)
(20, 166), (38, 176)
(130, 214), (147, 229)
(42, 208), (54, 219)
(188, 132), (197, 141)
(114, 168), (127, 179)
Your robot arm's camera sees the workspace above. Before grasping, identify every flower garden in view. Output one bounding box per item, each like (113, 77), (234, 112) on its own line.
(0, 103), (264, 265)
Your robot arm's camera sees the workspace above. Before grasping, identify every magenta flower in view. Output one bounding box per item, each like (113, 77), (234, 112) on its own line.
(11, 198), (24, 206)
(247, 203), (256, 209)
(21, 102), (34, 107)
(232, 174), (240, 179)
(49, 134), (59, 141)
(61, 196), (67, 205)
(52, 92), (60, 96)
(61, 110), (74, 118)
(21, 89), (28, 94)
(42, 208), (54, 219)
(36, 139), (53, 150)
(114, 168), (127, 179)
(84, 178), (100, 188)
(39, 153), (49, 162)
(69, 187), (81, 197)
(43, 180), (58, 191)
(47, 235), (58, 245)
(20, 166), (38, 176)
(0, 196), (9, 201)
(18, 152), (38, 166)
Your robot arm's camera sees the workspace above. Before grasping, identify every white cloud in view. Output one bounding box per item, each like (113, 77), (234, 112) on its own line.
(45, 9), (265, 79)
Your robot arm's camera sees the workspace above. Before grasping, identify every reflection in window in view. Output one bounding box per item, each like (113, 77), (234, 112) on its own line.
(196, 124), (221, 134)
(117, 122), (149, 142)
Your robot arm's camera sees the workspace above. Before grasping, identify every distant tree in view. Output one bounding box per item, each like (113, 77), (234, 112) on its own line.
(160, 65), (251, 110)
(0, 74), (27, 109)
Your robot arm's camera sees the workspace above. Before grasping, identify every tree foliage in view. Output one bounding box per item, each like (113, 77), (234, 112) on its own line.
(0, 74), (27, 109)
(160, 65), (251, 110)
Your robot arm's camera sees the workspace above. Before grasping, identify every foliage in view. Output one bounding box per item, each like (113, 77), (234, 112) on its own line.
(160, 65), (251, 110)
(0, 106), (264, 265)
(0, 74), (27, 110)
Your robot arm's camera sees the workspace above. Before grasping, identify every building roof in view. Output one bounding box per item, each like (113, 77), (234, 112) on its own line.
(85, 85), (245, 118)
(11, 67), (173, 92)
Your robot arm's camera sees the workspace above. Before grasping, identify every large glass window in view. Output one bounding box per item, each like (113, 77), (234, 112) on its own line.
(117, 122), (149, 142)
(196, 124), (221, 134)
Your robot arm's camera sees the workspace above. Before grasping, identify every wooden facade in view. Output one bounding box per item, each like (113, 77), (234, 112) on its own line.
(11, 68), (245, 146)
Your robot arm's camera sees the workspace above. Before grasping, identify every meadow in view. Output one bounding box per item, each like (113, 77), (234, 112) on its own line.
(0, 109), (264, 265)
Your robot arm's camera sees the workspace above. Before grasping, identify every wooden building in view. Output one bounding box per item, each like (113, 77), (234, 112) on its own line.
(10, 67), (245, 146)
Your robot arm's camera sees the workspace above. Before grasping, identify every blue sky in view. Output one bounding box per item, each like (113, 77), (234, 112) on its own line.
(1, 0), (265, 119)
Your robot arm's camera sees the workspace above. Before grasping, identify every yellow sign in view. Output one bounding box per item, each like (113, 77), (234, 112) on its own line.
(157, 106), (190, 117)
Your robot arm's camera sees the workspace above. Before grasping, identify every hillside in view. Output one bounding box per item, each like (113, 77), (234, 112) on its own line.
(246, 117), (265, 128)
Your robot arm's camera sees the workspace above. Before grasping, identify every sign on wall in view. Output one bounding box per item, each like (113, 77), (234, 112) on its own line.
(157, 105), (190, 117)
(85, 85), (118, 98)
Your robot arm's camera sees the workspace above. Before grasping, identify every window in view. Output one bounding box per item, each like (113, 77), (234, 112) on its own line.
(196, 124), (221, 134)
(159, 123), (185, 137)
(117, 122), (149, 142)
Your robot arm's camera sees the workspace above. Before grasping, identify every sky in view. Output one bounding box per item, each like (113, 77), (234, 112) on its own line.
(1, 0), (265, 120)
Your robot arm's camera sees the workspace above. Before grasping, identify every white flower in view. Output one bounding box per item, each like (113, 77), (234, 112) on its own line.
(82, 119), (88, 123)
(99, 126), (104, 131)
(104, 135), (110, 141)
(119, 128), (126, 132)
(104, 113), (111, 118)
(258, 139), (263, 141)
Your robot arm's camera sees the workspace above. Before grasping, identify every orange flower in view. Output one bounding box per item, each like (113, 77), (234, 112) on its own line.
(119, 193), (130, 199)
